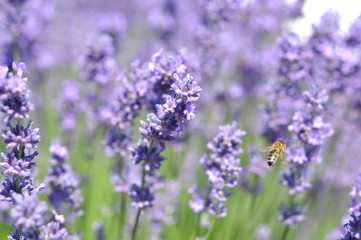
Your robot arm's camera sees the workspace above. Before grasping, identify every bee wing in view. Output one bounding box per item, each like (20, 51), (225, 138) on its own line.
(259, 146), (272, 153)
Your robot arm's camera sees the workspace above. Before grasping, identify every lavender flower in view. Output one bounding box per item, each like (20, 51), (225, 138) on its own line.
(97, 13), (127, 51)
(278, 202), (306, 228)
(0, 62), (68, 239)
(130, 72), (201, 240)
(338, 174), (361, 239)
(54, 80), (82, 133)
(146, 49), (189, 110)
(0, 62), (34, 123)
(133, 74), (202, 174)
(0, 0), (54, 72)
(10, 191), (47, 231)
(92, 220), (105, 240)
(45, 141), (83, 222)
(0, 63), (39, 203)
(38, 210), (69, 240)
(80, 34), (117, 85)
(189, 122), (246, 218)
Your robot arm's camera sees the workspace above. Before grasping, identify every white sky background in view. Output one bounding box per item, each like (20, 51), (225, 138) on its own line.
(291, 0), (361, 35)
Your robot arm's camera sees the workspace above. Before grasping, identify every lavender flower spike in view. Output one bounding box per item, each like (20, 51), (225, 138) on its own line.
(45, 140), (83, 222)
(338, 174), (361, 239)
(130, 72), (201, 240)
(0, 62), (68, 238)
(189, 122), (246, 218)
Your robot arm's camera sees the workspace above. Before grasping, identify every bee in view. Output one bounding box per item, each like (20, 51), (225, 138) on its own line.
(266, 139), (286, 167)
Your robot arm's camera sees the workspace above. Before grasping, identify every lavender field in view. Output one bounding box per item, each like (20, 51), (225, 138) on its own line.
(0, 0), (361, 239)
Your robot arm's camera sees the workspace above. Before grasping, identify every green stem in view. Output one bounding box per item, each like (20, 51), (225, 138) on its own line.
(204, 217), (216, 240)
(131, 204), (142, 240)
(119, 194), (127, 238)
(281, 226), (290, 240)
(190, 212), (201, 240)
(131, 139), (154, 240)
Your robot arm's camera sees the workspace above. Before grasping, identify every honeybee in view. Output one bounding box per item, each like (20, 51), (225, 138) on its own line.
(266, 139), (286, 167)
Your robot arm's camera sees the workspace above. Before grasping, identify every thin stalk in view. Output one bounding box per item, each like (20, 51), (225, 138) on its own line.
(281, 226), (290, 240)
(119, 194), (127, 238)
(281, 194), (295, 240)
(131, 139), (154, 240)
(204, 217), (216, 240)
(190, 212), (201, 240)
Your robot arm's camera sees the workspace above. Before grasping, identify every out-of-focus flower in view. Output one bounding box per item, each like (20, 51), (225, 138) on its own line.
(278, 202), (306, 228)
(54, 80), (82, 133)
(337, 174), (361, 239)
(45, 141), (83, 222)
(10, 191), (47, 231)
(189, 122), (246, 218)
(92, 220), (105, 240)
(80, 34), (117, 85)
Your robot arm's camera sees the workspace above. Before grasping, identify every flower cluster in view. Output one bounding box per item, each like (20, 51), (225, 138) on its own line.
(0, 63), (40, 203)
(278, 79), (333, 228)
(338, 174), (361, 239)
(54, 80), (82, 134)
(146, 49), (189, 110)
(97, 13), (127, 51)
(0, 62), (34, 122)
(80, 34), (117, 85)
(0, 62), (68, 239)
(130, 73), (201, 209)
(45, 141), (83, 222)
(0, 0), (54, 72)
(189, 122), (246, 218)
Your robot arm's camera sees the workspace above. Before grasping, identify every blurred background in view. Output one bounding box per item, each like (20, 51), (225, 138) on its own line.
(0, 0), (361, 239)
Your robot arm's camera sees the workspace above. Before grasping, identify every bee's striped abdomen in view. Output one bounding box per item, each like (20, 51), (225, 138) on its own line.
(267, 149), (278, 166)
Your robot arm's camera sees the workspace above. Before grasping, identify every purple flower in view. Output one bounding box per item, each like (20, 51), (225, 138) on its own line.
(92, 220), (105, 240)
(0, 62), (68, 238)
(129, 184), (154, 209)
(189, 122), (245, 218)
(108, 75), (144, 131)
(337, 174), (361, 239)
(54, 80), (81, 132)
(280, 165), (311, 195)
(0, 150), (37, 178)
(278, 202), (306, 228)
(345, 15), (361, 47)
(10, 192), (47, 231)
(303, 87), (329, 110)
(0, 0), (54, 72)
(130, 73), (201, 210)
(286, 147), (307, 165)
(97, 13), (127, 50)
(103, 128), (132, 158)
(111, 164), (140, 194)
(38, 210), (68, 240)
(45, 141), (83, 222)
(130, 138), (166, 173)
(0, 63), (34, 123)
(138, 74), (201, 145)
(2, 120), (40, 150)
(145, 50), (190, 109)
(80, 34), (117, 85)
